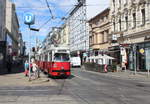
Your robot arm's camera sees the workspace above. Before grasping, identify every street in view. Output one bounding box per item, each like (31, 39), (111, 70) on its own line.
(0, 68), (150, 104)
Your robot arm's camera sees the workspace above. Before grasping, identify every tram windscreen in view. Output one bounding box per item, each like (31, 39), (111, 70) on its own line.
(54, 53), (70, 62)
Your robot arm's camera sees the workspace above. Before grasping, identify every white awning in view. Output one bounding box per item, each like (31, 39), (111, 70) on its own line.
(88, 55), (115, 60)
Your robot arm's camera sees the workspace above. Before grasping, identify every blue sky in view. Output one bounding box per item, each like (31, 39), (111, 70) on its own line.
(12, 0), (109, 47)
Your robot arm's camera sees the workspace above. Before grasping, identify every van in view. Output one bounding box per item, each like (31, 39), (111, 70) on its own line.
(71, 57), (81, 67)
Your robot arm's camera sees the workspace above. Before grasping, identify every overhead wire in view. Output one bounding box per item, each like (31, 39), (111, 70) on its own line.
(39, 18), (52, 29)
(45, 0), (54, 19)
(7, 4), (110, 9)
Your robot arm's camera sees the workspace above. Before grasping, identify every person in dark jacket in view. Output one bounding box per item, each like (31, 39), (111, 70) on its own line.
(6, 55), (12, 73)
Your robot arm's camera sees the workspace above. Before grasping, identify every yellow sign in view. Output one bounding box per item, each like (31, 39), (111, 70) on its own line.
(139, 49), (145, 54)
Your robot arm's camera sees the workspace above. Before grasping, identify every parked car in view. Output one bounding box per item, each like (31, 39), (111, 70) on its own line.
(71, 57), (81, 67)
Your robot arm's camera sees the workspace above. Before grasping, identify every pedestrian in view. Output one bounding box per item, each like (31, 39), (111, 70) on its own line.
(32, 59), (39, 79)
(24, 60), (29, 76)
(6, 55), (12, 73)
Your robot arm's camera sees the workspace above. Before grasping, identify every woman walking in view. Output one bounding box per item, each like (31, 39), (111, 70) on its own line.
(32, 60), (39, 79)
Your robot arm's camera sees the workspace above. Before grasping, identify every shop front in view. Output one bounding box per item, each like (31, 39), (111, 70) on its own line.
(0, 41), (6, 72)
(129, 41), (150, 71)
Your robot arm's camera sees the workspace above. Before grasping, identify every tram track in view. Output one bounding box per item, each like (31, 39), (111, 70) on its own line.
(52, 78), (92, 104)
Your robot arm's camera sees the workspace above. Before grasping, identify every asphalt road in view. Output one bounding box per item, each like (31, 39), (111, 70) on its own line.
(0, 68), (150, 104)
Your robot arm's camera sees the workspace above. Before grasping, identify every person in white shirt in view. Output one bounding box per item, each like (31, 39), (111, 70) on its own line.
(32, 59), (38, 79)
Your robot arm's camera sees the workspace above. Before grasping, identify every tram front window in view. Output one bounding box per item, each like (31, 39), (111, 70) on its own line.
(54, 53), (70, 62)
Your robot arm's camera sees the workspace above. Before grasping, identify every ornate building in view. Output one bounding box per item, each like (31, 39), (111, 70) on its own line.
(110, 0), (150, 71)
(89, 8), (111, 56)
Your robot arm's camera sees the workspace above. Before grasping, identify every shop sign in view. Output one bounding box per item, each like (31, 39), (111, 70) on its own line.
(112, 34), (117, 40)
(139, 48), (145, 54)
(77, 51), (80, 55)
(145, 35), (150, 40)
(120, 47), (126, 55)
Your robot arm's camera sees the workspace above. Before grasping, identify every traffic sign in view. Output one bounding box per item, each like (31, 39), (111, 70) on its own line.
(24, 13), (35, 25)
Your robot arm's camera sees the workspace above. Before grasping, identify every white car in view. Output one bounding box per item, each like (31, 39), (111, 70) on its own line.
(71, 57), (81, 67)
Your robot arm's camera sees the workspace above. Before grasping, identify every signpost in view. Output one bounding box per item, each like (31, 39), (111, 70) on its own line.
(24, 13), (35, 81)
(133, 44), (137, 75)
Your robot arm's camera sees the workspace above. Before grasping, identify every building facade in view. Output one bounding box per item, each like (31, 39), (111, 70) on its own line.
(60, 24), (69, 47)
(0, 0), (20, 72)
(68, 0), (89, 56)
(0, 0), (6, 70)
(89, 8), (111, 56)
(6, 0), (20, 57)
(110, 0), (150, 71)
(0, 0), (6, 41)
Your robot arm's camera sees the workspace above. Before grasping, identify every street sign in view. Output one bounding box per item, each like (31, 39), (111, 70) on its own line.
(24, 13), (35, 25)
(139, 48), (145, 54)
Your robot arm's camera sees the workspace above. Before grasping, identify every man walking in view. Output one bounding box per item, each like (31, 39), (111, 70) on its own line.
(6, 55), (12, 73)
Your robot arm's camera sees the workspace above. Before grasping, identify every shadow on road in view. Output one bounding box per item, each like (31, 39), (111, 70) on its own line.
(0, 64), (24, 75)
(49, 75), (75, 79)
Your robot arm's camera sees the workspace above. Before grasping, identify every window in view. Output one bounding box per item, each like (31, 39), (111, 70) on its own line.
(113, 21), (116, 31)
(102, 32), (104, 43)
(54, 53), (70, 62)
(133, 13), (136, 28)
(141, 9), (145, 26)
(113, 0), (115, 7)
(119, 0), (121, 6)
(124, 0), (127, 5)
(119, 18), (121, 31)
(125, 16), (128, 30)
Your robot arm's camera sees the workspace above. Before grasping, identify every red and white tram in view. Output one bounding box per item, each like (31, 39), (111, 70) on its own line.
(36, 46), (71, 77)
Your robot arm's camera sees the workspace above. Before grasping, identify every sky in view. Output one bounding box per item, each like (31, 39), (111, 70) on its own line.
(12, 0), (109, 47)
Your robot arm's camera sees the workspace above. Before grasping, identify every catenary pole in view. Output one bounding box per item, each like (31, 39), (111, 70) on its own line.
(28, 25), (31, 81)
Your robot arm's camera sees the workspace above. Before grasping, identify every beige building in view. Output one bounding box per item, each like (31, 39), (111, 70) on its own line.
(60, 24), (69, 46)
(6, 0), (20, 56)
(110, 0), (150, 71)
(89, 8), (110, 55)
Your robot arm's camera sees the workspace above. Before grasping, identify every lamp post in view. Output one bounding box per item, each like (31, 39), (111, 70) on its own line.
(128, 38), (136, 75)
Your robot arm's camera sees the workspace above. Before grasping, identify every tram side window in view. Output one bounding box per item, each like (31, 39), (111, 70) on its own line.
(54, 53), (69, 62)
(45, 55), (48, 61)
(49, 53), (52, 61)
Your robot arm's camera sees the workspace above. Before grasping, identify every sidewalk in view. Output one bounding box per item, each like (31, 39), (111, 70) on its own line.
(82, 66), (150, 81)
(0, 69), (57, 87)
(105, 70), (150, 81)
